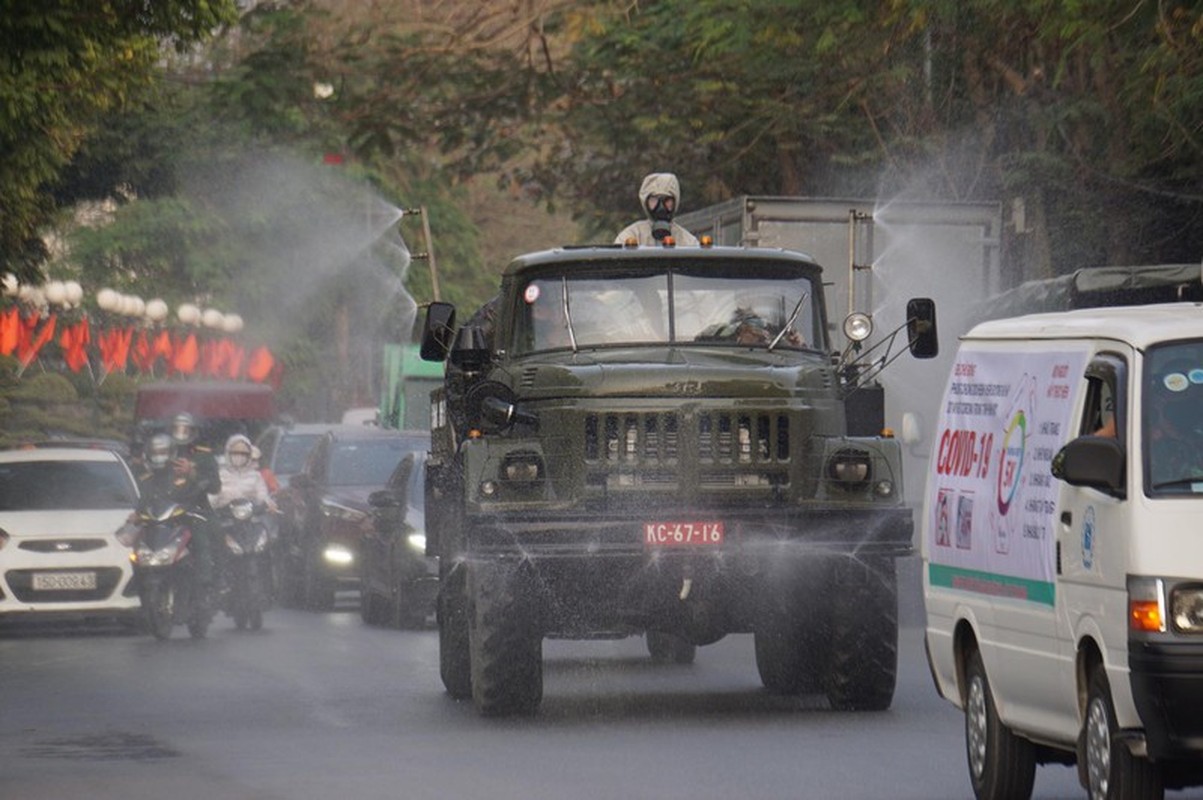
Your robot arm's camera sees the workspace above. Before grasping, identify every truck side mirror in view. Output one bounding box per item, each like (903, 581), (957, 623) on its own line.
(1050, 436), (1125, 495)
(906, 298), (938, 359)
(420, 302), (457, 362)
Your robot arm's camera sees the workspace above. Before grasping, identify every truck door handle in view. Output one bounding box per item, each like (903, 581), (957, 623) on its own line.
(1060, 511), (1072, 526)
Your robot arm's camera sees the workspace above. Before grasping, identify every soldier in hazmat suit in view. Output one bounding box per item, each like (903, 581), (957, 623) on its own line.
(614, 172), (700, 247)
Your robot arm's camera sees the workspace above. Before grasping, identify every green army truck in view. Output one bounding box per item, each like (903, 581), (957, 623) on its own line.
(418, 243), (938, 716)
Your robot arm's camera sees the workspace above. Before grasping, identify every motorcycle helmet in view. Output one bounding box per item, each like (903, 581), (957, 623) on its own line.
(170, 412), (197, 445)
(147, 433), (173, 470)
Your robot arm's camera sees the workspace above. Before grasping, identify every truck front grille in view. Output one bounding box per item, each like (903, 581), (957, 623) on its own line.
(584, 411), (790, 465)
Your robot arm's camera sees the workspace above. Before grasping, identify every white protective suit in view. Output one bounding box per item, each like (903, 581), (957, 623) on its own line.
(614, 172), (700, 247)
(208, 434), (276, 511)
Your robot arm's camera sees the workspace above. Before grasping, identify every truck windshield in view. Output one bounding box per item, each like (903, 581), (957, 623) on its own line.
(513, 269), (819, 355)
(1143, 340), (1203, 494)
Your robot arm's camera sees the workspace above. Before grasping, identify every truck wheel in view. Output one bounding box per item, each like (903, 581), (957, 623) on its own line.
(964, 648), (1036, 800)
(1080, 665), (1162, 800)
(468, 562), (543, 717)
(824, 556), (897, 711)
(646, 631), (696, 664)
(754, 612), (824, 695)
(438, 564), (472, 700)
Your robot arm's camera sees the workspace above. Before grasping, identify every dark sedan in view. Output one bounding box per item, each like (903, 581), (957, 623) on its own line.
(278, 426), (428, 610)
(359, 451), (437, 629)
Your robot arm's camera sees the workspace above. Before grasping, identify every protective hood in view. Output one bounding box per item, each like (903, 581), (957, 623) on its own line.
(638, 173), (681, 215)
(224, 433), (254, 460)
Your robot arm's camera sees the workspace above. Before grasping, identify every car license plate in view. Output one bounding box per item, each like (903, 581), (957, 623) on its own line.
(643, 521), (724, 547)
(32, 571), (97, 591)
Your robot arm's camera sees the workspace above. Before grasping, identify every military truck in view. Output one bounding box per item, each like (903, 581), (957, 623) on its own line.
(418, 242), (938, 716)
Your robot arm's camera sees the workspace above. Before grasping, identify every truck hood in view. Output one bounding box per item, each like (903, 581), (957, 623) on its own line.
(509, 348), (834, 400)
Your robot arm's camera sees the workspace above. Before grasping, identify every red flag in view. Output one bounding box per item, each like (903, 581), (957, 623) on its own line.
(112, 327), (133, 370)
(171, 332), (199, 374)
(225, 342), (245, 379)
(131, 331), (154, 373)
(246, 345), (275, 382)
(18, 313), (57, 367)
(58, 319), (90, 372)
(0, 308), (20, 356)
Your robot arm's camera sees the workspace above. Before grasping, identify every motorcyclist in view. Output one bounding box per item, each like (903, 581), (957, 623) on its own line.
(165, 412), (221, 599)
(614, 172), (701, 247)
(209, 434), (277, 512)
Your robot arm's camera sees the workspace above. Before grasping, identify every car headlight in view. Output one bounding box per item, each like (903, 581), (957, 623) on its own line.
(323, 543), (354, 565)
(827, 448), (871, 485)
(1171, 584), (1203, 634)
(406, 532), (426, 553)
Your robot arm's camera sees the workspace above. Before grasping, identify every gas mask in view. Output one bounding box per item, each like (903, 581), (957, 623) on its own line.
(646, 194), (675, 241)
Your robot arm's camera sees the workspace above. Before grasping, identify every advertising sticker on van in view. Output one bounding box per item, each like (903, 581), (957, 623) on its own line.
(928, 348), (1089, 605)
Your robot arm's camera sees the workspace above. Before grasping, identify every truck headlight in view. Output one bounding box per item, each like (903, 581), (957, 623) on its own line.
(1171, 585), (1203, 634)
(828, 449), (871, 485)
(503, 452), (544, 483)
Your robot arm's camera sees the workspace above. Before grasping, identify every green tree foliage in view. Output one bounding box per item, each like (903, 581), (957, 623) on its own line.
(0, 0), (238, 279)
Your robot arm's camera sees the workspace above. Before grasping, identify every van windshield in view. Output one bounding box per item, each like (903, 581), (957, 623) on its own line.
(1143, 340), (1203, 494)
(511, 267), (820, 355)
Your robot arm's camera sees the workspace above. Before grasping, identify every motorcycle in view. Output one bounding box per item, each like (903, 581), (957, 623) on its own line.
(119, 499), (212, 640)
(217, 498), (272, 631)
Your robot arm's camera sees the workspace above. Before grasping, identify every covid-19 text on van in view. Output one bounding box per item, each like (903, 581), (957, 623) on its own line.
(921, 304), (1203, 800)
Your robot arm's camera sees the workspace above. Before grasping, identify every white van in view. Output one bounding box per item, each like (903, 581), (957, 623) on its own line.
(921, 304), (1203, 800)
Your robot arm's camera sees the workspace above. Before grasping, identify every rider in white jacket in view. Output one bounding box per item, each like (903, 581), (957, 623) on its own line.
(209, 434), (277, 512)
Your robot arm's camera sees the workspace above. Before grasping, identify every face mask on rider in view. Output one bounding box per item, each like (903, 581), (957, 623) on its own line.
(229, 450), (251, 468)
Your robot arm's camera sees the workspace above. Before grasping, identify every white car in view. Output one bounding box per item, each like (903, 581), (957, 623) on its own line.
(0, 446), (141, 621)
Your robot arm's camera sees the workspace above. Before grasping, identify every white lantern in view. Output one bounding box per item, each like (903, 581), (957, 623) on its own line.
(1, 274), (18, 297)
(97, 288), (120, 311)
(128, 296), (145, 317)
(222, 313), (244, 333)
(64, 281), (83, 306)
(145, 298), (169, 322)
(178, 303), (201, 326)
(202, 308), (225, 329)
(117, 295), (136, 316)
(44, 281), (67, 306)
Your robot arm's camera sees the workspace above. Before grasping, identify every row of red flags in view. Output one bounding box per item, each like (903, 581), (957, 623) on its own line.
(0, 309), (277, 382)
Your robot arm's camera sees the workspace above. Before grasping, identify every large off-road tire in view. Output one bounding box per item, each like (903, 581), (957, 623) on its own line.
(438, 564), (472, 700)
(964, 648), (1036, 800)
(824, 556), (898, 711)
(144, 583), (175, 640)
(1080, 665), (1163, 800)
(468, 562), (543, 717)
(646, 631), (697, 664)
(754, 563), (830, 694)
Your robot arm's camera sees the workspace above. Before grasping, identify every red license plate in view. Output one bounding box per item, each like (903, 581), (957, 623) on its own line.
(643, 521), (725, 547)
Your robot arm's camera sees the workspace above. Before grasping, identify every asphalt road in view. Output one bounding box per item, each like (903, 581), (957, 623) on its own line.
(2, 560), (1200, 800)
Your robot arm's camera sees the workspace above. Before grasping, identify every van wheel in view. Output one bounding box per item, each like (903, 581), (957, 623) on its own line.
(1080, 665), (1163, 800)
(964, 648), (1036, 800)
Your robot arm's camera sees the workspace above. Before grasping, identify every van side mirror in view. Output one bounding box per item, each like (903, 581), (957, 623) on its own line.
(906, 298), (938, 359)
(420, 302), (457, 362)
(1051, 436), (1125, 494)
